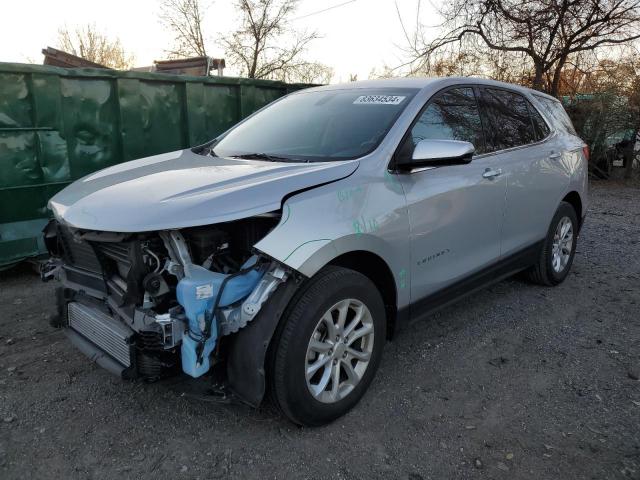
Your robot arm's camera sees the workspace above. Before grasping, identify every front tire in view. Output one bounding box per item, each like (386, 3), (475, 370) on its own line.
(527, 201), (578, 286)
(269, 266), (386, 426)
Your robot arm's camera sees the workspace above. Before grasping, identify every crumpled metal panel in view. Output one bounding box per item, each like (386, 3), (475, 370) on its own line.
(0, 132), (40, 187)
(141, 81), (186, 156)
(38, 131), (70, 183)
(60, 78), (120, 178)
(119, 79), (187, 160)
(198, 84), (239, 145)
(240, 85), (284, 118)
(0, 73), (32, 128)
(0, 62), (315, 266)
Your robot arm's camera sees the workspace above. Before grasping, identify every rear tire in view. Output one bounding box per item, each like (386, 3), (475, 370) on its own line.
(269, 266), (386, 426)
(526, 201), (578, 286)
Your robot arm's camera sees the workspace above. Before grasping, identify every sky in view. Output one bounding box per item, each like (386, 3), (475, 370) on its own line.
(0, 0), (440, 83)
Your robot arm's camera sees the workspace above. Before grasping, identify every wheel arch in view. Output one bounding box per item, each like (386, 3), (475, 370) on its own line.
(228, 246), (401, 407)
(327, 250), (398, 339)
(562, 191), (583, 229)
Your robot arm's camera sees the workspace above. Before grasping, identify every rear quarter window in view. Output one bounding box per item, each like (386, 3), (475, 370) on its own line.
(533, 95), (577, 135)
(528, 101), (551, 140)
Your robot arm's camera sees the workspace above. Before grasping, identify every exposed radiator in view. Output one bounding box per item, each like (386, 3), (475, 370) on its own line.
(67, 302), (133, 367)
(58, 226), (103, 273)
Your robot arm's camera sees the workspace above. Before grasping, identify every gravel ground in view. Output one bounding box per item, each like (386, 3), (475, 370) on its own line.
(0, 180), (639, 480)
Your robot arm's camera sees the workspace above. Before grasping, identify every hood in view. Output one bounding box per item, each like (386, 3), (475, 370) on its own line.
(49, 149), (358, 232)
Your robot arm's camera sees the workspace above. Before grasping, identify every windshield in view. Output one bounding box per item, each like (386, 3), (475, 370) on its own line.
(212, 88), (419, 162)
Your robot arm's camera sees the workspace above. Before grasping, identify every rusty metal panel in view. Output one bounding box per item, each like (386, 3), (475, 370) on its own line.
(0, 62), (315, 266)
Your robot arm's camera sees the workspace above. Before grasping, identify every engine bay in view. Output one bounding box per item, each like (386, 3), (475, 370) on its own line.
(43, 212), (290, 381)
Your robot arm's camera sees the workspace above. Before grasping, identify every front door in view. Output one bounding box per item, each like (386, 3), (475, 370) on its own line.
(394, 86), (507, 302)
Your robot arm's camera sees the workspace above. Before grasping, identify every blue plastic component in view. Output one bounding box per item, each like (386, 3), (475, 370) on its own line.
(177, 257), (263, 378)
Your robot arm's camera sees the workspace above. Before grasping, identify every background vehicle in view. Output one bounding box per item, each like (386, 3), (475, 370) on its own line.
(43, 78), (588, 426)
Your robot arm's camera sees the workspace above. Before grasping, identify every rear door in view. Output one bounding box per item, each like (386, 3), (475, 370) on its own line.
(478, 87), (570, 255)
(395, 86), (507, 301)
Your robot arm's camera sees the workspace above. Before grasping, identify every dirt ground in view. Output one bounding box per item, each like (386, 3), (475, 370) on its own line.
(0, 180), (639, 480)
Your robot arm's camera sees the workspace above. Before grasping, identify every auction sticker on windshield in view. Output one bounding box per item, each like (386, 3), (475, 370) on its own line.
(353, 95), (406, 105)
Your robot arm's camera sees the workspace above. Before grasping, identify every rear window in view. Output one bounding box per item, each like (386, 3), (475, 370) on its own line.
(533, 95), (577, 135)
(480, 88), (537, 150)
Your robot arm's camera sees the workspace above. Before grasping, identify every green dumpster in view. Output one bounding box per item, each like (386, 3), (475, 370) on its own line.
(0, 62), (313, 268)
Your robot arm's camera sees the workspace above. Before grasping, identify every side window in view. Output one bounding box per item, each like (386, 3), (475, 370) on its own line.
(401, 87), (485, 158)
(480, 88), (536, 151)
(528, 101), (550, 140)
(534, 95), (577, 135)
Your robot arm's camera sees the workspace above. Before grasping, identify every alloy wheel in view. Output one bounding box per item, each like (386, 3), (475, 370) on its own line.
(551, 216), (573, 273)
(305, 299), (375, 403)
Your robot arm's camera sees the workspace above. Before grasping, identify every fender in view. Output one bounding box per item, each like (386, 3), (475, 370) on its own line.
(254, 170), (412, 311)
(291, 233), (397, 278)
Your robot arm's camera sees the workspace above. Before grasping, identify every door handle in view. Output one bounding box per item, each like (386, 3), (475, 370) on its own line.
(482, 168), (503, 179)
(549, 152), (562, 160)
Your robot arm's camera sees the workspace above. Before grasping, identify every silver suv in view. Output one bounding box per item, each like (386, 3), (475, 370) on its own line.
(44, 78), (588, 426)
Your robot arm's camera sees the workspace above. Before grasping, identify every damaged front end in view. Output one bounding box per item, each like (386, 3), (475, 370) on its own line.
(42, 213), (295, 402)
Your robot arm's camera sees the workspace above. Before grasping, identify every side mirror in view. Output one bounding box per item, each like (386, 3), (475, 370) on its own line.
(396, 139), (475, 171)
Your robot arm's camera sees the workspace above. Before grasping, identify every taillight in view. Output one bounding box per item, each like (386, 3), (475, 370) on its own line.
(582, 145), (590, 161)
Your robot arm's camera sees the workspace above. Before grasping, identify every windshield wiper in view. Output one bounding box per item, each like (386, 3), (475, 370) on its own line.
(230, 152), (295, 162)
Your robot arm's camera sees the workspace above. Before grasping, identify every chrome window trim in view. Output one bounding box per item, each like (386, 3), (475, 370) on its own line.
(472, 130), (558, 161)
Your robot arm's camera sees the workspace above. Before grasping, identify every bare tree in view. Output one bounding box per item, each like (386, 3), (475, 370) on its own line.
(159, 0), (208, 58)
(57, 24), (134, 69)
(390, 1), (531, 83)
(400, 0), (640, 96)
(283, 62), (333, 84)
(221, 0), (331, 82)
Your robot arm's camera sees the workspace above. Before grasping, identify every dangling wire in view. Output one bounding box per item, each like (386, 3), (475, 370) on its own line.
(144, 247), (162, 273)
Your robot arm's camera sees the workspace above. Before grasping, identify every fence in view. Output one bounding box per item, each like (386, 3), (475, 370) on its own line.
(0, 62), (312, 267)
